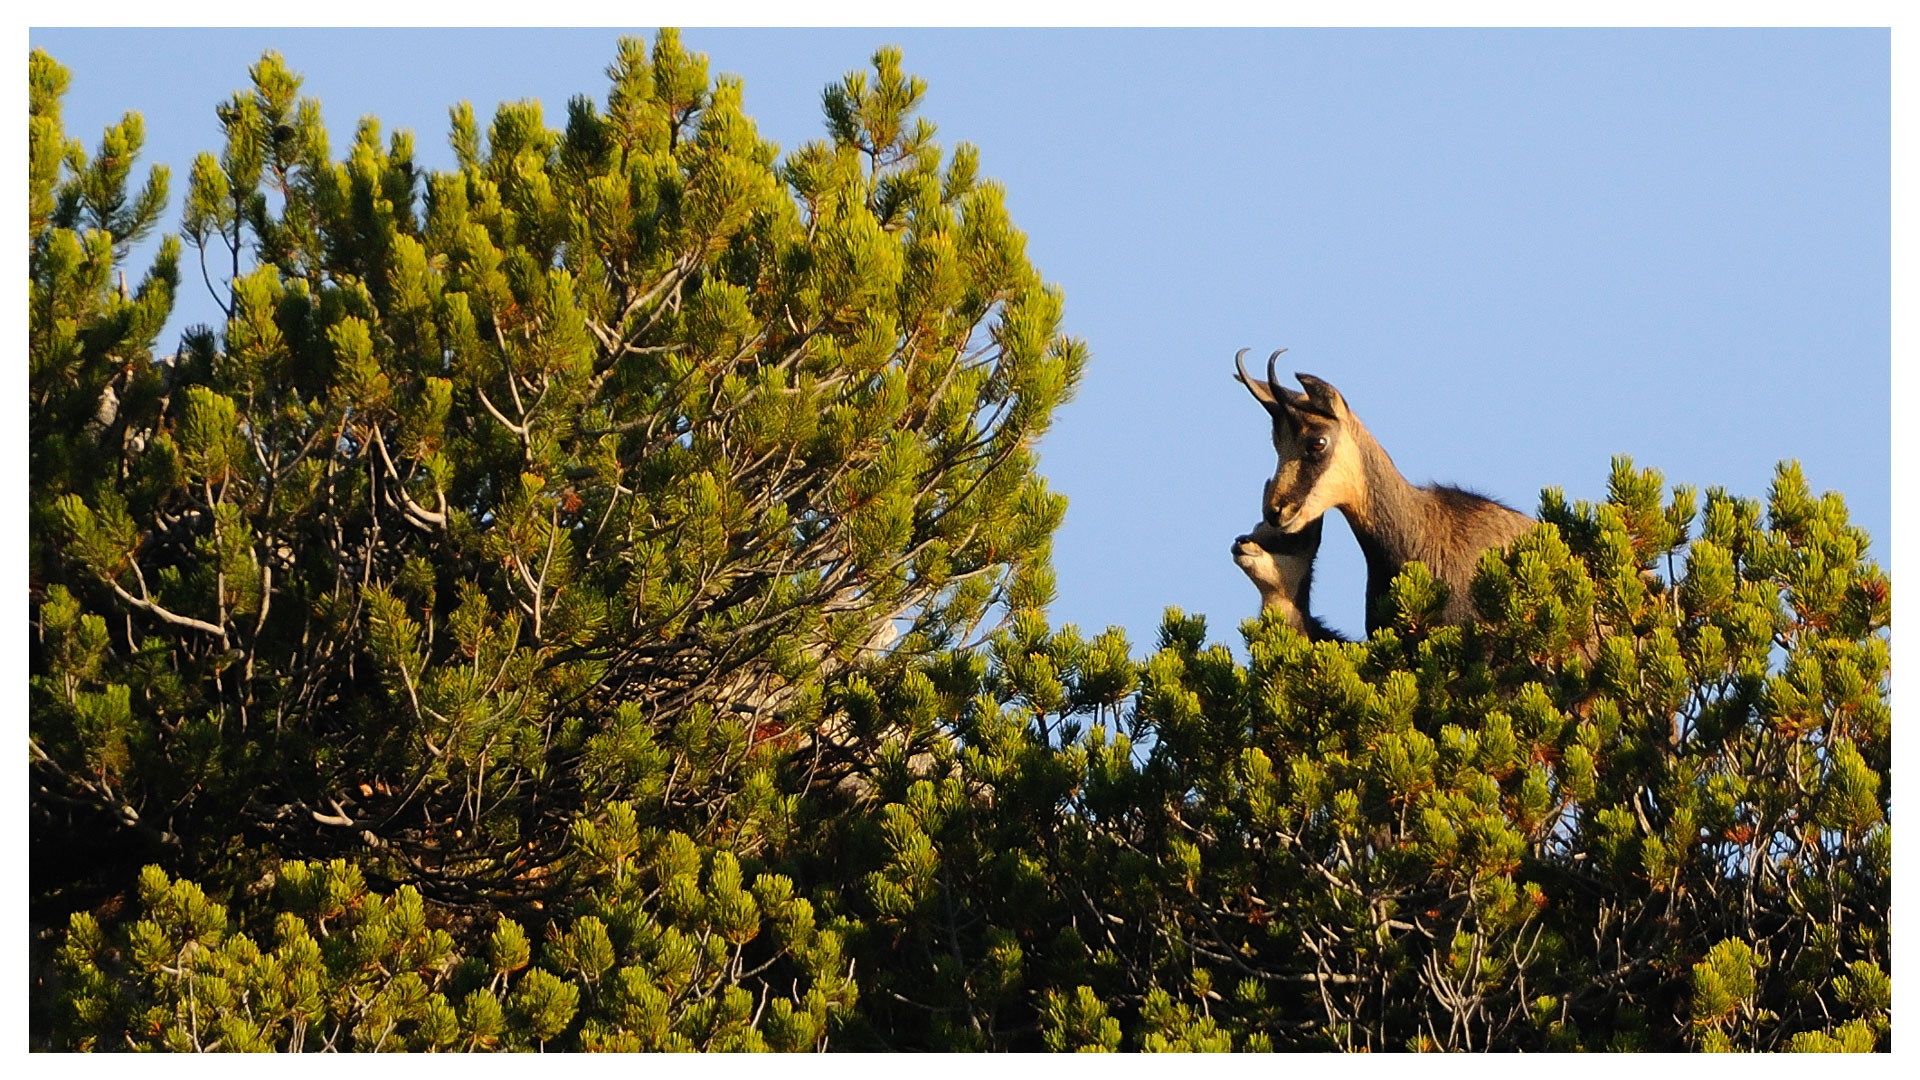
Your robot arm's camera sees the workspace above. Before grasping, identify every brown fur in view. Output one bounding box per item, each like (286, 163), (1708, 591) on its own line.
(1235, 352), (1534, 633)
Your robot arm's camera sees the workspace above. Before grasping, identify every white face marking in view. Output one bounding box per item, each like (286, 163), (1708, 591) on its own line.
(1286, 434), (1365, 528)
(1232, 538), (1291, 595)
(1267, 415), (1366, 532)
(1234, 541), (1303, 616)
(1232, 520), (1317, 626)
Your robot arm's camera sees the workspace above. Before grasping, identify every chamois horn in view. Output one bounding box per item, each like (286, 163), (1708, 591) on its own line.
(1233, 348), (1258, 388)
(1235, 347), (1300, 415)
(1234, 348), (1273, 410)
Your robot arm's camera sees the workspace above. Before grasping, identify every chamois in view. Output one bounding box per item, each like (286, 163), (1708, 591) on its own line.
(1231, 491), (1346, 642)
(1234, 349), (1535, 634)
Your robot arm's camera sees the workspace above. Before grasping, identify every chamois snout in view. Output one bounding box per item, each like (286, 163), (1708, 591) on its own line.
(1263, 491), (1307, 531)
(1259, 476), (1290, 530)
(1236, 513), (1324, 559)
(1231, 534), (1263, 566)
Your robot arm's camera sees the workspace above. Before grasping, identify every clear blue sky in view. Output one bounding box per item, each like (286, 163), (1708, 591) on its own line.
(30, 28), (1891, 653)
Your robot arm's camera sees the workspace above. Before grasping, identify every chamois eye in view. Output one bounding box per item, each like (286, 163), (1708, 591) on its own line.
(1306, 435), (1330, 455)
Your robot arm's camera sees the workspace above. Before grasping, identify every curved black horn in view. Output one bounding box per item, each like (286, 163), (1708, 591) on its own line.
(1266, 348), (1287, 393)
(1235, 348), (1292, 414)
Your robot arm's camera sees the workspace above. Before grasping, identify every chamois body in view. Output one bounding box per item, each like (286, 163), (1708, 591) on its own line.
(1327, 424), (1534, 631)
(1232, 513), (1346, 642)
(1235, 350), (1534, 634)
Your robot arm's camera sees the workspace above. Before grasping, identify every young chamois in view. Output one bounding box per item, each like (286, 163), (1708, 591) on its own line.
(1234, 349), (1535, 634)
(1231, 488), (1347, 642)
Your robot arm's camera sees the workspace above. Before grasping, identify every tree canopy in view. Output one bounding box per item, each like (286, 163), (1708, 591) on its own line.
(30, 35), (1890, 1053)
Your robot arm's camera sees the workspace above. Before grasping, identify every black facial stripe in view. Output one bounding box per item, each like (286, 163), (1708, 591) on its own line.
(1252, 528), (1316, 556)
(1273, 453), (1333, 510)
(1251, 511), (1326, 554)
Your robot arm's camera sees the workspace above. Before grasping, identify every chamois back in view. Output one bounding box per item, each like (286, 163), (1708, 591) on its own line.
(1406, 483), (1536, 626)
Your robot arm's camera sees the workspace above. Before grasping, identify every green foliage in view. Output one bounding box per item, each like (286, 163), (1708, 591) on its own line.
(777, 457), (1886, 1051)
(52, 821), (853, 1052)
(31, 36), (1888, 1054)
(31, 36), (1079, 911)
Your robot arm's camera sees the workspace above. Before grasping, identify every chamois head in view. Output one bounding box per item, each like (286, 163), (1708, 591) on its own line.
(1232, 505), (1324, 608)
(1233, 488), (1344, 641)
(1234, 349), (1366, 532)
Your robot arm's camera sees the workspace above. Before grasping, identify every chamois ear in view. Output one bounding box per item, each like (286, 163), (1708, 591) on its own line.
(1292, 373), (1348, 419)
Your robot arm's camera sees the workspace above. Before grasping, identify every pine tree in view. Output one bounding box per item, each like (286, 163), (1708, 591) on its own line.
(31, 34), (1080, 916)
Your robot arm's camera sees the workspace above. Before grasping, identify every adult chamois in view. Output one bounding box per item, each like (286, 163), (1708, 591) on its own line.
(1231, 491), (1347, 643)
(1234, 349), (1535, 634)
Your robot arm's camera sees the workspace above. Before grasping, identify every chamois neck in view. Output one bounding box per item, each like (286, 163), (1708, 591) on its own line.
(1338, 420), (1424, 561)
